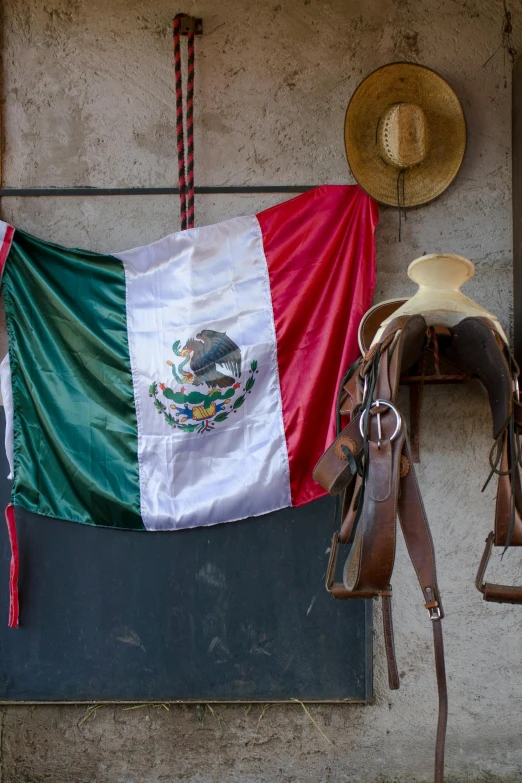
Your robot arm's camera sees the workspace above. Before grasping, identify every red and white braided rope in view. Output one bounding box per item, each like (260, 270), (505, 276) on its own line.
(173, 14), (195, 231)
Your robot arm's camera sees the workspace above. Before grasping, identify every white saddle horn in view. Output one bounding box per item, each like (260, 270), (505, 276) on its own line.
(371, 253), (507, 346)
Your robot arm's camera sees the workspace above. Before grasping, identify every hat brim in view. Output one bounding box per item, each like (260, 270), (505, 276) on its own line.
(345, 63), (467, 207)
(358, 299), (408, 354)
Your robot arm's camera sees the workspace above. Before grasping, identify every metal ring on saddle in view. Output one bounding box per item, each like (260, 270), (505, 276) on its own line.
(359, 399), (402, 447)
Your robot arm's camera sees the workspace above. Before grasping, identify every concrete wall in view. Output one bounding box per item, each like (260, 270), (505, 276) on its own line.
(1, 0), (521, 781)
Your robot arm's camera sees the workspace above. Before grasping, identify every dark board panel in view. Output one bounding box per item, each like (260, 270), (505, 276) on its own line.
(0, 421), (372, 703)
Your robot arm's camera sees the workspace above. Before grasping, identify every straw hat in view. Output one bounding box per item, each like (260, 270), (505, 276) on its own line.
(345, 63), (466, 207)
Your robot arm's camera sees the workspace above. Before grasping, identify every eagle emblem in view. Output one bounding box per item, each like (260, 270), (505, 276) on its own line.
(149, 329), (258, 434)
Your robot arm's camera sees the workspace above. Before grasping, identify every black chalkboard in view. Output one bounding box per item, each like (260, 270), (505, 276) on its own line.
(0, 420), (372, 703)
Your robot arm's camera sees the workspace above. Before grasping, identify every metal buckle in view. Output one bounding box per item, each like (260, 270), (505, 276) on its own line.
(428, 607), (442, 621)
(359, 399), (402, 447)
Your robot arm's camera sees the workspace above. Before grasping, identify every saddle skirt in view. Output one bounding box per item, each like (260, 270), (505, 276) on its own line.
(313, 314), (522, 783)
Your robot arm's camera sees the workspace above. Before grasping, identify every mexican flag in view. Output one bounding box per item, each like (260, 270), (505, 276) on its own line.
(0, 186), (377, 535)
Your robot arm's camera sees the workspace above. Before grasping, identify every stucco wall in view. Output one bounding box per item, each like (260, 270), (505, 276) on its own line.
(1, 1), (522, 781)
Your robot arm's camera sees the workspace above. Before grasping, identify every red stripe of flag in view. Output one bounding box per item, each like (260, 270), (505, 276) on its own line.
(257, 185), (378, 507)
(0, 225), (14, 278)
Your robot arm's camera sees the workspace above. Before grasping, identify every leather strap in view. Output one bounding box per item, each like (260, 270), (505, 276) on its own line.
(514, 398), (522, 427)
(396, 438), (446, 780)
(382, 594), (400, 690)
(397, 440), (443, 617)
(330, 584), (387, 599)
(343, 433), (405, 594)
(494, 437), (522, 546)
(432, 618), (447, 783)
(312, 414), (364, 496)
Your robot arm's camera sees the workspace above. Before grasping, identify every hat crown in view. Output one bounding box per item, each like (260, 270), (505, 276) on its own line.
(378, 103), (428, 169)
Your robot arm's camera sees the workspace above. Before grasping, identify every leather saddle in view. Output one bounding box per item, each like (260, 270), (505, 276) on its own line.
(313, 314), (522, 783)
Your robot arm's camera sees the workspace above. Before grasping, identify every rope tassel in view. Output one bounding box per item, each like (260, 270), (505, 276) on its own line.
(6, 504), (19, 628)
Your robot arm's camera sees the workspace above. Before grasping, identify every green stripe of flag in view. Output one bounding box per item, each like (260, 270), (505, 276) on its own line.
(3, 229), (144, 530)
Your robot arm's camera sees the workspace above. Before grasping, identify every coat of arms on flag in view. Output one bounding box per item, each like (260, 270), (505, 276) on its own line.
(150, 330), (258, 434)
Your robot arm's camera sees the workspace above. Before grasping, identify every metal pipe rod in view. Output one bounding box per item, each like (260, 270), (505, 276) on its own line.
(0, 186), (317, 198)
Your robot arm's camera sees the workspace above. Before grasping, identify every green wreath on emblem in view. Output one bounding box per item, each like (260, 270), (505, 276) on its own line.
(148, 329), (258, 434)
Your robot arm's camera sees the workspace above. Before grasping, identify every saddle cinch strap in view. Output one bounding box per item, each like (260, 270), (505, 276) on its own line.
(312, 315), (522, 783)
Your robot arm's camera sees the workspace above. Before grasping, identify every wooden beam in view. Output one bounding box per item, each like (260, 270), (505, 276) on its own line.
(513, 54), (522, 366)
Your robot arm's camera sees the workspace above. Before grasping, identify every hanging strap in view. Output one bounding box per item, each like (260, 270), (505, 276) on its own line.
(397, 440), (446, 783)
(381, 594), (400, 690)
(173, 13), (196, 230)
(5, 504), (19, 628)
(314, 321), (447, 783)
